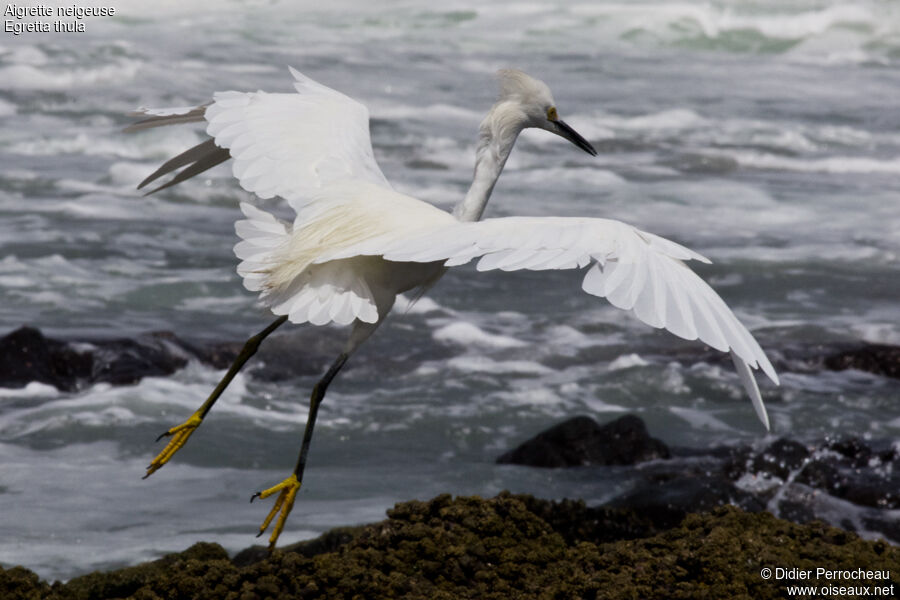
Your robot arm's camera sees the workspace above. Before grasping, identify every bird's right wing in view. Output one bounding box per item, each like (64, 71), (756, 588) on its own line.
(319, 215), (777, 428)
(205, 68), (392, 207)
(130, 68), (392, 205)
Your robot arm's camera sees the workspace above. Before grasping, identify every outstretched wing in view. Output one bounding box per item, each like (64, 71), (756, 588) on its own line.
(205, 67), (391, 207)
(319, 216), (778, 428)
(129, 68), (391, 205)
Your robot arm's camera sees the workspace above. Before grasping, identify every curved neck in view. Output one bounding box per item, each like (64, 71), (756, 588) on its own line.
(453, 101), (525, 223)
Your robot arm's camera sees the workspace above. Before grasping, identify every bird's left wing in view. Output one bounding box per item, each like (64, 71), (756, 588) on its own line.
(319, 216), (777, 428)
(203, 67), (392, 207)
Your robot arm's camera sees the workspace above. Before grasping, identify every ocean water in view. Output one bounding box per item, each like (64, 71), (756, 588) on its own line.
(2, 0), (899, 581)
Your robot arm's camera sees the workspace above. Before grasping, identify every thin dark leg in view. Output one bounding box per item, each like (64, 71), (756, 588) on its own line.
(196, 315), (288, 420)
(144, 315), (288, 478)
(251, 352), (350, 549)
(293, 352), (349, 480)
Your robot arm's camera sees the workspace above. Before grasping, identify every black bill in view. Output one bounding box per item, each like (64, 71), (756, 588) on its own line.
(554, 119), (597, 156)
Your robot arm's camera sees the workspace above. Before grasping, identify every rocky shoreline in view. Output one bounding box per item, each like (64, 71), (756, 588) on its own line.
(2, 325), (899, 393)
(2, 494), (897, 599)
(499, 414), (900, 544)
(2, 326), (899, 597)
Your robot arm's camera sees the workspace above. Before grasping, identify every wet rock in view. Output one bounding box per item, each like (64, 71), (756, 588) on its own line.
(721, 436), (900, 512)
(152, 331), (240, 371)
(826, 437), (877, 468)
(608, 476), (766, 529)
(496, 414), (670, 468)
(664, 338), (900, 382)
(0, 325), (346, 392)
(498, 416), (899, 544)
(796, 454), (900, 510)
(628, 434), (900, 542)
(754, 439), (810, 476)
(823, 343), (900, 379)
(0, 326), (192, 392)
(717, 435), (900, 537)
(90, 332), (192, 386)
(862, 514), (900, 545)
(0, 326), (92, 392)
(4, 494), (898, 600)
(730, 438), (811, 480)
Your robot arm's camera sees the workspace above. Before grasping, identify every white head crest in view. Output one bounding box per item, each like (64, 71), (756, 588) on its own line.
(496, 69), (555, 109)
(483, 69), (595, 158)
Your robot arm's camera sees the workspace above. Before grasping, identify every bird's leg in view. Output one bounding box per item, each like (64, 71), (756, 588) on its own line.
(252, 352), (349, 551)
(144, 315), (288, 479)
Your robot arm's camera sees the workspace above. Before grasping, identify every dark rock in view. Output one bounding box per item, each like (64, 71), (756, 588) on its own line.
(797, 456), (900, 510)
(862, 514), (900, 544)
(0, 326), (192, 392)
(0, 325), (345, 392)
(670, 444), (741, 459)
(6, 494), (898, 600)
(0, 326), (92, 392)
(566, 339), (897, 386)
(169, 326), (352, 381)
(795, 459), (841, 492)
(826, 437), (874, 468)
(150, 331), (240, 370)
(775, 499), (818, 525)
(499, 414), (899, 543)
(232, 526), (363, 567)
(748, 438), (811, 479)
(496, 414), (670, 468)
(823, 343), (900, 379)
(662, 338), (900, 382)
(89, 332), (190, 386)
(720, 435), (900, 513)
(607, 476), (766, 529)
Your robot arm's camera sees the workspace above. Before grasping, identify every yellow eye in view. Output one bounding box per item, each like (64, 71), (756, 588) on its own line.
(546, 106), (558, 121)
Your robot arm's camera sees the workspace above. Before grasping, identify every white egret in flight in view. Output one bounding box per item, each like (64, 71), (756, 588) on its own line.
(129, 68), (778, 550)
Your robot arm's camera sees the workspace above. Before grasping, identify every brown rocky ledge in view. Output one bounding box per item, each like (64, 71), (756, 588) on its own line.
(2, 493), (897, 600)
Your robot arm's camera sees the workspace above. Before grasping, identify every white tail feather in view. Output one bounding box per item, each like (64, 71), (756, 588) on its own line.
(233, 202), (378, 325)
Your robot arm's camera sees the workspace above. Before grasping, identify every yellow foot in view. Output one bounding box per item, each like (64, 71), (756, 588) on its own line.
(251, 474), (301, 550)
(143, 412), (203, 479)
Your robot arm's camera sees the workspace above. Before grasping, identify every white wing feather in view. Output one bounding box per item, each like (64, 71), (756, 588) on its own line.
(317, 215), (778, 426)
(194, 69), (776, 427)
(205, 67), (391, 209)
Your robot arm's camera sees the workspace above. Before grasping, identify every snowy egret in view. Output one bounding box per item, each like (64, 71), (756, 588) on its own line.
(130, 68), (778, 549)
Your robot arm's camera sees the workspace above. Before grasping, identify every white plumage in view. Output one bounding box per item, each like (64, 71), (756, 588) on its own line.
(185, 67), (778, 422)
(135, 67), (779, 549)
(205, 67), (392, 205)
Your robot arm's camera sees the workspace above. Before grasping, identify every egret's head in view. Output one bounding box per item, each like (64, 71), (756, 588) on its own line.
(496, 69), (597, 156)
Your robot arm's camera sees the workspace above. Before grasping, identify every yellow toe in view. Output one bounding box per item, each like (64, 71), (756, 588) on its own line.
(144, 412), (203, 478)
(254, 474), (301, 549)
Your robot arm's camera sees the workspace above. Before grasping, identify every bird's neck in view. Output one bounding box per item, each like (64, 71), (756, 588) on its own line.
(453, 102), (524, 223)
